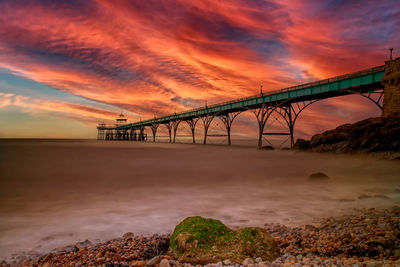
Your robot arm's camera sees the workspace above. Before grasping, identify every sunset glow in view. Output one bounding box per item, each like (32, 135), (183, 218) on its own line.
(0, 0), (398, 138)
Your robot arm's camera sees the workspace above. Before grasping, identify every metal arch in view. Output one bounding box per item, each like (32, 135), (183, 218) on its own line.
(172, 120), (182, 143)
(163, 121), (173, 143)
(201, 113), (216, 144)
(276, 99), (320, 127)
(185, 118), (200, 144)
(216, 111), (242, 145)
(129, 127), (137, 141)
(248, 103), (278, 148)
(138, 125), (146, 141)
(271, 99), (320, 147)
(149, 123), (159, 142)
(342, 88), (384, 111)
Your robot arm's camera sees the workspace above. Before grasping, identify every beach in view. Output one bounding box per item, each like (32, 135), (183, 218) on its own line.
(0, 139), (399, 265)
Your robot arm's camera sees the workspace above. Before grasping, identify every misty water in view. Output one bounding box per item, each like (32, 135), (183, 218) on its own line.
(0, 139), (399, 261)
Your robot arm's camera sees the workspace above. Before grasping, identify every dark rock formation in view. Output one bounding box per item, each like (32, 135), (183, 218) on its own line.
(294, 116), (400, 153)
(309, 172), (329, 180)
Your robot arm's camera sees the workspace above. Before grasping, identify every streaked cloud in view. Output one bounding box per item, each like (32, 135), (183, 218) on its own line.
(0, 0), (398, 139)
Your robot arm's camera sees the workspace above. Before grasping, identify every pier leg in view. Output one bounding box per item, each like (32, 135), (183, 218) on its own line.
(276, 100), (318, 147)
(173, 122), (177, 143)
(150, 124), (159, 142)
(286, 106), (294, 147)
(139, 126), (145, 141)
(201, 114), (214, 144)
(185, 118), (199, 144)
(218, 112), (241, 145)
(172, 121), (181, 143)
(251, 104), (274, 148)
(163, 122), (173, 143)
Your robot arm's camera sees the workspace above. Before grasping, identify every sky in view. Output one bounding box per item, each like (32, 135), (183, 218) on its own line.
(0, 0), (399, 140)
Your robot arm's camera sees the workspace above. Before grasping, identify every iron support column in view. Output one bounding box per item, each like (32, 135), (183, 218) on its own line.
(150, 124), (159, 142)
(185, 118), (199, 144)
(201, 114), (214, 144)
(218, 112), (241, 145)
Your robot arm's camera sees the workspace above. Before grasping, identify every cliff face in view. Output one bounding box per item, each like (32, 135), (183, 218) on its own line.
(294, 116), (400, 153)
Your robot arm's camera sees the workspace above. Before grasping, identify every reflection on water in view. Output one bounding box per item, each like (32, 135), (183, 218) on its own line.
(0, 139), (399, 260)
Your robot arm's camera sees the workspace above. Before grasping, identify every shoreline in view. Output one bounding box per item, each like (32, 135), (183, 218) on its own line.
(4, 207), (399, 267)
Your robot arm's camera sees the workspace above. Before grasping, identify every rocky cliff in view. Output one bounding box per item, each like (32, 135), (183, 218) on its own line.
(294, 115), (400, 154)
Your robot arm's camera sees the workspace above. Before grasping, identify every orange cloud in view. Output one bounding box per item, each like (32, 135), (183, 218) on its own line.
(0, 0), (397, 138)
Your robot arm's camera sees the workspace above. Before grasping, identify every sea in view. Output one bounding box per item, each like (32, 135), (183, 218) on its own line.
(0, 139), (399, 261)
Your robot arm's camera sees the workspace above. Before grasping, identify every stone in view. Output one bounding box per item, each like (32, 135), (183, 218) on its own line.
(309, 172), (329, 180)
(382, 57), (400, 117)
(122, 232), (134, 241)
(146, 255), (162, 267)
(75, 239), (92, 248)
(159, 262), (171, 267)
(255, 257), (262, 263)
(373, 194), (390, 199)
(259, 146), (274, 150)
(168, 216), (280, 264)
(223, 259), (232, 265)
(175, 232), (198, 251)
(242, 258), (254, 266)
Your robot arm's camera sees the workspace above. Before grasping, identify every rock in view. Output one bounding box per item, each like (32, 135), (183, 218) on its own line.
(223, 259), (232, 265)
(259, 146), (274, 150)
(146, 255), (162, 266)
(54, 245), (79, 253)
(372, 194), (390, 199)
(309, 172), (329, 180)
(255, 257), (262, 263)
(159, 259), (171, 267)
(294, 116), (400, 153)
(122, 232), (134, 241)
(75, 239), (92, 248)
(293, 139), (310, 150)
(175, 232), (198, 251)
(168, 216), (280, 264)
(242, 258), (254, 265)
(339, 198), (355, 202)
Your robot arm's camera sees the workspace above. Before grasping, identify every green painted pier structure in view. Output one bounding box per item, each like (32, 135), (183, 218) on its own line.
(97, 58), (400, 148)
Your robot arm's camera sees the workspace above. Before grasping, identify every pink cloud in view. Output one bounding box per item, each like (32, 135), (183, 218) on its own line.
(0, 0), (397, 138)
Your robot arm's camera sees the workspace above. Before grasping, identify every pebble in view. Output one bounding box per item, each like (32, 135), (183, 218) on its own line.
(223, 259), (232, 265)
(242, 258), (254, 266)
(147, 255), (162, 266)
(2, 207), (400, 267)
(160, 258), (171, 267)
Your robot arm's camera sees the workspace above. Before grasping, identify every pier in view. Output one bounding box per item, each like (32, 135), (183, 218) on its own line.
(97, 58), (400, 148)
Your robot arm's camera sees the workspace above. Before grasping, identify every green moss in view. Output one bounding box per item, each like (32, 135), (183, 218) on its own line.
(170, 216), (234, 251)
(169, 216), (280, 264)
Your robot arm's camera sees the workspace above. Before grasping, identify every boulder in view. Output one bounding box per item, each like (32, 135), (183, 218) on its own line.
(309, 172), (329, 180)
(122, 232), (134, 241)
(168, 216), (280, 264)
(146, 255), (162, 267)
(259, 145), (274, 150)
(159, 259), (171, 267)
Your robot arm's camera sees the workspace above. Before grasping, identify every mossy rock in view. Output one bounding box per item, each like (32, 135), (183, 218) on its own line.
(168, 216), (280, 264)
